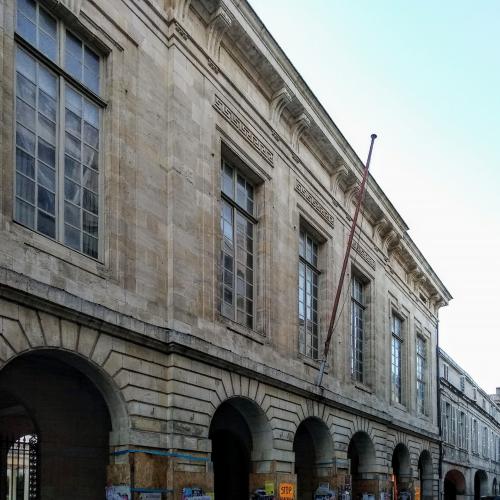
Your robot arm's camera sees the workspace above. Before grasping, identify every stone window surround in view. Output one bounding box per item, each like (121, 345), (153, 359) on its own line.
(297, 224), (320, 360)
(295, 211), (329, 366)
(415, 324), (431, 417)
(215, 139), (270, 338)
(349, 265), (373, 389)
(2, 0), (122, 279)
(12, 0), (104, 260)
(390, 304), (409, 409)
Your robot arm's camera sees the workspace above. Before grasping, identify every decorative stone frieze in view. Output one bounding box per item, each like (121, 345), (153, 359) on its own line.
(214, 95), (274, 166)
(207, 3), (232, 58)
(207, 58), (220, 73)
(295, 180), (335, 227)
(175, 22), (189, 40)
(352, 241), (376, 270)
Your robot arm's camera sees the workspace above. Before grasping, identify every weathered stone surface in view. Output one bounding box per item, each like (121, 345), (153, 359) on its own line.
(0, 0), (454, 497)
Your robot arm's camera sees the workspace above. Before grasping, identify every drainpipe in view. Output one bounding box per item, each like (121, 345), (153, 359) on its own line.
(436, 319), (443, 499)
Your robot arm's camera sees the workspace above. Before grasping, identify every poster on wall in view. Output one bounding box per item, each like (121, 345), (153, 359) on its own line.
(106, 485), (132, 500)
(139, 493), (162, 500)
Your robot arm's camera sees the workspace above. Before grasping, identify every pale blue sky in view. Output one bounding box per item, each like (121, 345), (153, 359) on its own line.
(250, 1), (500, 392)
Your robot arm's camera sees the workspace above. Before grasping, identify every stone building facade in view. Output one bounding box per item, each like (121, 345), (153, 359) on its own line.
(0, 0), (451, 498)
(439, 350), (500, 499)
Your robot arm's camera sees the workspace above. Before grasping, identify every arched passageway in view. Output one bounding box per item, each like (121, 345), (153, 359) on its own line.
(347, 431), (377, 499)
(418, 450), (433, 500)
(293, 417), (334, 500)
(209, 397), (273, 500)
(391, 443), (411, 498)
(444, 469), (466, 500)
(474, 470), (488, 500)
(0, 351), (113, 499)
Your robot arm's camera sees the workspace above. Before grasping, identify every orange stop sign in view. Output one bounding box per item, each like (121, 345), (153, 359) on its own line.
(279, 483), (294, 500)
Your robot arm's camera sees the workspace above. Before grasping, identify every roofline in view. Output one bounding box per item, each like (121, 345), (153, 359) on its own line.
(239, 0), (451, 299)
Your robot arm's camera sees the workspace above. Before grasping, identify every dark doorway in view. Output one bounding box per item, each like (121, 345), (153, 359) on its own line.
(211, 428), (250, 499)
(210, 398), (270, 500)
(418, 450), (433, 500)
(392, 443), (411, 498)
(474, 470), (488, 500)
(347, 432), (377, 499)
(293, 418), (333, 500)
(0, 352), (111, 499)
(444, 469), (465, 500)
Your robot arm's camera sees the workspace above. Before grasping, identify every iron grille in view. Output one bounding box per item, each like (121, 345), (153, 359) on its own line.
(1, 434), (39, 500)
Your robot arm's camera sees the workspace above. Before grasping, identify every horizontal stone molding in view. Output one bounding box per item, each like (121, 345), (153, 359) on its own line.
(214, 95), (273, 166)
(295, 180), (335, 228)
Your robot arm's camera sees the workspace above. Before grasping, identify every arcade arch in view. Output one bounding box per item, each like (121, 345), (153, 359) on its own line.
(444, 469), (466, 500)
(209, 397), (273, 500)
(293, 417), (334, 500)
(391, 443), (411, 498)
(0, 349), (126, 499)
(347, 431), (377, 498)
(474, 470), (488, 500)
(418, 450), (433, 500)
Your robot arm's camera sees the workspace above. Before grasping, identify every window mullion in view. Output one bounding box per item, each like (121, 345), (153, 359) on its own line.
(57, 77), (65, 242)
(34, 57), (40, 232)
(231, 204), (237, 323)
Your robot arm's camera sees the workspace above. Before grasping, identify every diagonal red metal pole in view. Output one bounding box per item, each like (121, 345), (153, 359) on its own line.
(316, 134), (377, 387)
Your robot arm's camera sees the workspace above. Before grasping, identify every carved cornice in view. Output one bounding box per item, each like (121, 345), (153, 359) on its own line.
(50, 0), (82, 17)
(352, 241), (376, 270)
(344, 182), (361, 210)
(213, 95), (273, 166)
(269, 85), (293, 128)
(208, 3), (232, 58)
(431, 293), (445, 310)
(382, 229), (400, 256)
(374, 217), (389, 245)
(408, 266), (425, 289)
(331, 162), (349, 197)
(295, 180), (335, 228)
(291, 112), (311, 150)
(165, 0), (192, 21)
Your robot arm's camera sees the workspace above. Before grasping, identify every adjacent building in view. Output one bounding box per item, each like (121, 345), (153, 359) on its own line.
(440, 349), (500, 499)
(0, 0), (452, 499)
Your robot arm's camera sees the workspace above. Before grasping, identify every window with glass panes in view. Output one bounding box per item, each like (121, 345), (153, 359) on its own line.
(391, 314), (403, 404)
(14, 0), (102, 258)
(220, 160), (255, 329)
(482, 426), (489, 458)
(458, 411), (466, 449)
(472, 419), (479, 454)
(416, 335), (426, 413)
(298, 229), (319, 359)
(450, 405), (457, 445)
(351, 275), (365, 382)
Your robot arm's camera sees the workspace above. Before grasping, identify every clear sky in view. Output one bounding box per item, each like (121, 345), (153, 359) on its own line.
(250, 0), (500, 393)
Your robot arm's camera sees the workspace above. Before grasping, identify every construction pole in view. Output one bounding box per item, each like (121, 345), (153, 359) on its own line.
(316, 134), (377, 388)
